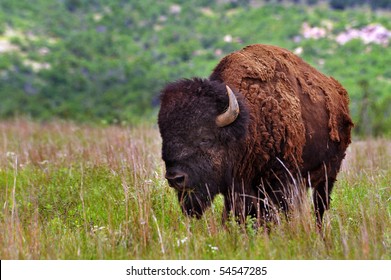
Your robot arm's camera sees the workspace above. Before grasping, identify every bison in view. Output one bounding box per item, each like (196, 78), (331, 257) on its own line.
(158, 44), (353, 229)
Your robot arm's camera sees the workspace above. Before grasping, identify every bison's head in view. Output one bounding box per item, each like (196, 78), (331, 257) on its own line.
(158, 78), (249, 218)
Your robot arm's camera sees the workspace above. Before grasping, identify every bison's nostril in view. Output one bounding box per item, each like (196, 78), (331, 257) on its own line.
(173, 175), (185, 185)
(165, 171), (188, 189)
(172, 175), (185, 187)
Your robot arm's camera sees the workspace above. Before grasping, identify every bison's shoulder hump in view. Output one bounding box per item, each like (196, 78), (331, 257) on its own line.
(209, 44), (352, 169)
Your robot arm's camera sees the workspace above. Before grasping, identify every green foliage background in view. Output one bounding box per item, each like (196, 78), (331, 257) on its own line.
(0, 0), (390, 135)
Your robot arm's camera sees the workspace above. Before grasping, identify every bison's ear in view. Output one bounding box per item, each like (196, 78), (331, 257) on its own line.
(215, 85), (240, 127)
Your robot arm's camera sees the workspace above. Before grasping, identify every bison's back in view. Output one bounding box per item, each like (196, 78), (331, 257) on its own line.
(210, 44), (353, 177)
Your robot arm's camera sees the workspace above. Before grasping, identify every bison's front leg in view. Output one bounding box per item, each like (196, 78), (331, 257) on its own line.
(222, 187), (264, 227)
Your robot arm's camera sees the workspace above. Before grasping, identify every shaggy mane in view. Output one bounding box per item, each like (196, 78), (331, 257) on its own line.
(210, 44), (353, 173)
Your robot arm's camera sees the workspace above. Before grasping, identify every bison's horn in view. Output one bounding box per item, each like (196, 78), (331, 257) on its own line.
(216, 85), (240, 127)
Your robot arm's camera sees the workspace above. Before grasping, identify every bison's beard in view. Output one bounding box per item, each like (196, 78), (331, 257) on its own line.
(177, 185), (217, 218)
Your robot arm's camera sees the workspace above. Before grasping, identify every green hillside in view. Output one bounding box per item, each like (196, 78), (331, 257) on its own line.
(0, 0), (390, 135)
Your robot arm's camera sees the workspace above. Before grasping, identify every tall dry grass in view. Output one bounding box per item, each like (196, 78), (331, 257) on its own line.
(0, 119), (390, 259)
(0, 119), (163, 259)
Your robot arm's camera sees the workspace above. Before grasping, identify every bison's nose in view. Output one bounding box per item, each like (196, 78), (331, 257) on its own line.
(165, 169), (188, 190)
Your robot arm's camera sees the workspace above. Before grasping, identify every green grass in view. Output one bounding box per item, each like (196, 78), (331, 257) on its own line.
(0, 119), (390, 259)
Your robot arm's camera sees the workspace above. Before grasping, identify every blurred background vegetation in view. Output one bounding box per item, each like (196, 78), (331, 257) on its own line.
(0, 0), (390, 136)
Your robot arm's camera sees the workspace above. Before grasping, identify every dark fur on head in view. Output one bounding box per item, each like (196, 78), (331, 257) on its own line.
(158, 78), (249, 217)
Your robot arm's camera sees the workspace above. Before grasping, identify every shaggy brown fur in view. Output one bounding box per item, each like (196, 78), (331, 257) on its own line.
(159, 44), (353, 229)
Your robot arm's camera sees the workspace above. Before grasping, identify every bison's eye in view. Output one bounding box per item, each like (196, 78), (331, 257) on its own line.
(199, 137), (213, 148)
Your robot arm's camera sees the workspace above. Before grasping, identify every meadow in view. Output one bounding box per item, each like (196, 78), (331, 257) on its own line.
(0, 119), (390, 259)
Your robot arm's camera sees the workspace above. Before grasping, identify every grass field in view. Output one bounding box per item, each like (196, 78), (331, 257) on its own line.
(0, 119), (390, 259)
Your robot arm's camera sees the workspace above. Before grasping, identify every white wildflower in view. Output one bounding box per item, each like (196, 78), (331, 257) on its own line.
(6, 151), (16, 158)
(208, 244), (219, 252)
(92, 225), (106, 233)
(224, 34), (233, 43)
(294, 47), (303, 55)
(93, 13), (103, 22)
(177, 237), (188, 246)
